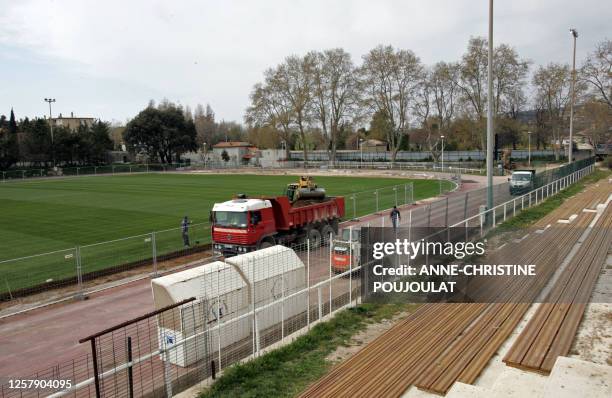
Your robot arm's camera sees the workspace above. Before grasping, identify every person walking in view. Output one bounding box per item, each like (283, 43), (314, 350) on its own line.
(181, 216), (191, 247)
(390, 206), (401, 230)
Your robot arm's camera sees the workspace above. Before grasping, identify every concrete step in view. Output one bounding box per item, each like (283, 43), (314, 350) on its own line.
(488, 365), (548, 397)
(541, 356), (612, 398)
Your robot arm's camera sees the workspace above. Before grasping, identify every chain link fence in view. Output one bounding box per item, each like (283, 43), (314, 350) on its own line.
(0, 222), (210, 303)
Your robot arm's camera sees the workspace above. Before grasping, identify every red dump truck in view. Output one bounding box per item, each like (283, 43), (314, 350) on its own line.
(211, 177), (345, 257)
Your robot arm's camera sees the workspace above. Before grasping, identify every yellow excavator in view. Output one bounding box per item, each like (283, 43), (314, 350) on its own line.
(286, 176), (327, 203)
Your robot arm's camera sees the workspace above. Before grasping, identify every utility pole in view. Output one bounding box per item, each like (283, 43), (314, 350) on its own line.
(486, 0), (494, 216)
(568, 28), (578, 164)
(44, 98), (56, 169)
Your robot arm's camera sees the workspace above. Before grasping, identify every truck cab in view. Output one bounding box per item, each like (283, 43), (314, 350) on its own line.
(211, 198), (276, 257)
(508, 169), (536, 195)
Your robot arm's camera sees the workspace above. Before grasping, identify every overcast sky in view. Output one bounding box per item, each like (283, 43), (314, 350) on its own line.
(1, 0), (610, 124)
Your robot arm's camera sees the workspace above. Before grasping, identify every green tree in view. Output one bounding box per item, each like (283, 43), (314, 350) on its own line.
(369, 110), (393, 142)
(54, 125), (82, 165)
(124, 103), (197, 163)
(22, 118), (52, 167)
(221, 149), (230, 162)
(86, 121), (114, 164)
(0, 109), (20, 169)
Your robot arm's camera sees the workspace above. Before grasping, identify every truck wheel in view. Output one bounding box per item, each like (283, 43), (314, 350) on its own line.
(320, 225), (335, 246)
(308, 228), (322, 249)
(258, 238), (275, 250)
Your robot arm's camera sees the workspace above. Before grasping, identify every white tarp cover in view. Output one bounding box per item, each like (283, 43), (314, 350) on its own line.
(151, 245), (307, 367)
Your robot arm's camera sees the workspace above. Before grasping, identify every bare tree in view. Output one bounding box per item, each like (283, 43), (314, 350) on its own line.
(245, 78), (293, 160)
(456, 37), (529, 149)
(581, 39), (612, 109)
(414, 62), (459, 160)
(360, 45), (423, 164)
(532, 63), (573, 160)
(310, 49), (360, 166)
(275, 55), (316, 165)
(493, 44), (530, 115)
(455, 37), (488, 149)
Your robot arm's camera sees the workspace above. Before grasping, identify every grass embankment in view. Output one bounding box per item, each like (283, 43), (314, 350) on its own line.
(199, 303), (411, 398)
(496, 168), (611, 232)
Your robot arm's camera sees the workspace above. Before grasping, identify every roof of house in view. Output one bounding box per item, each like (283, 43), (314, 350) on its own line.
(213, 141), (252, 148)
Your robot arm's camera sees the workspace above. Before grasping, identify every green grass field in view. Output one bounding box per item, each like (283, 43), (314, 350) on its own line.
(0, 173), (452, 293)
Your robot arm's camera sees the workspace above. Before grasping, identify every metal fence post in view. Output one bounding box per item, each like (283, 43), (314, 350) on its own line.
(152, 232), (158, 276)
(348, 226), (353, 305)
(281, 259), (285, 342)
(76, 246), (84, 299)
(317, 287), (322, 320)
(394, 186), (398, 207)
(375, 190), (379, 213)
(307, 237), (310, 329)
(329, 232), (332, 314)
(155, 313), (174, 398)
(127, 336), (134, 398)
(89, 338), (102, 398)
(445, 197), (449, 226)
(217, 269), (223, 364)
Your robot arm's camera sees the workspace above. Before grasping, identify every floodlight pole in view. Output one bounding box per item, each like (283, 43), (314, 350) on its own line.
(568, 28), (578, 164)
(486, 0), (494, 217)
(44, 98), (56, 169)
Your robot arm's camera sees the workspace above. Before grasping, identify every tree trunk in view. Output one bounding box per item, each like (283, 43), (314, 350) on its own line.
(331, 140), (337, 167)
(299, 126), (308, 168)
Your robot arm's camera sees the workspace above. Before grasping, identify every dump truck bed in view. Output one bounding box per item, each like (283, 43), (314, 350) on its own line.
(266, 196), (345, 230)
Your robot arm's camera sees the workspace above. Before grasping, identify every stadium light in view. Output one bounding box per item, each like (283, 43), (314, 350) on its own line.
(568, 28), (578, 164)
(486, 0), (494, 220)
(44, 98), (56, 169)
